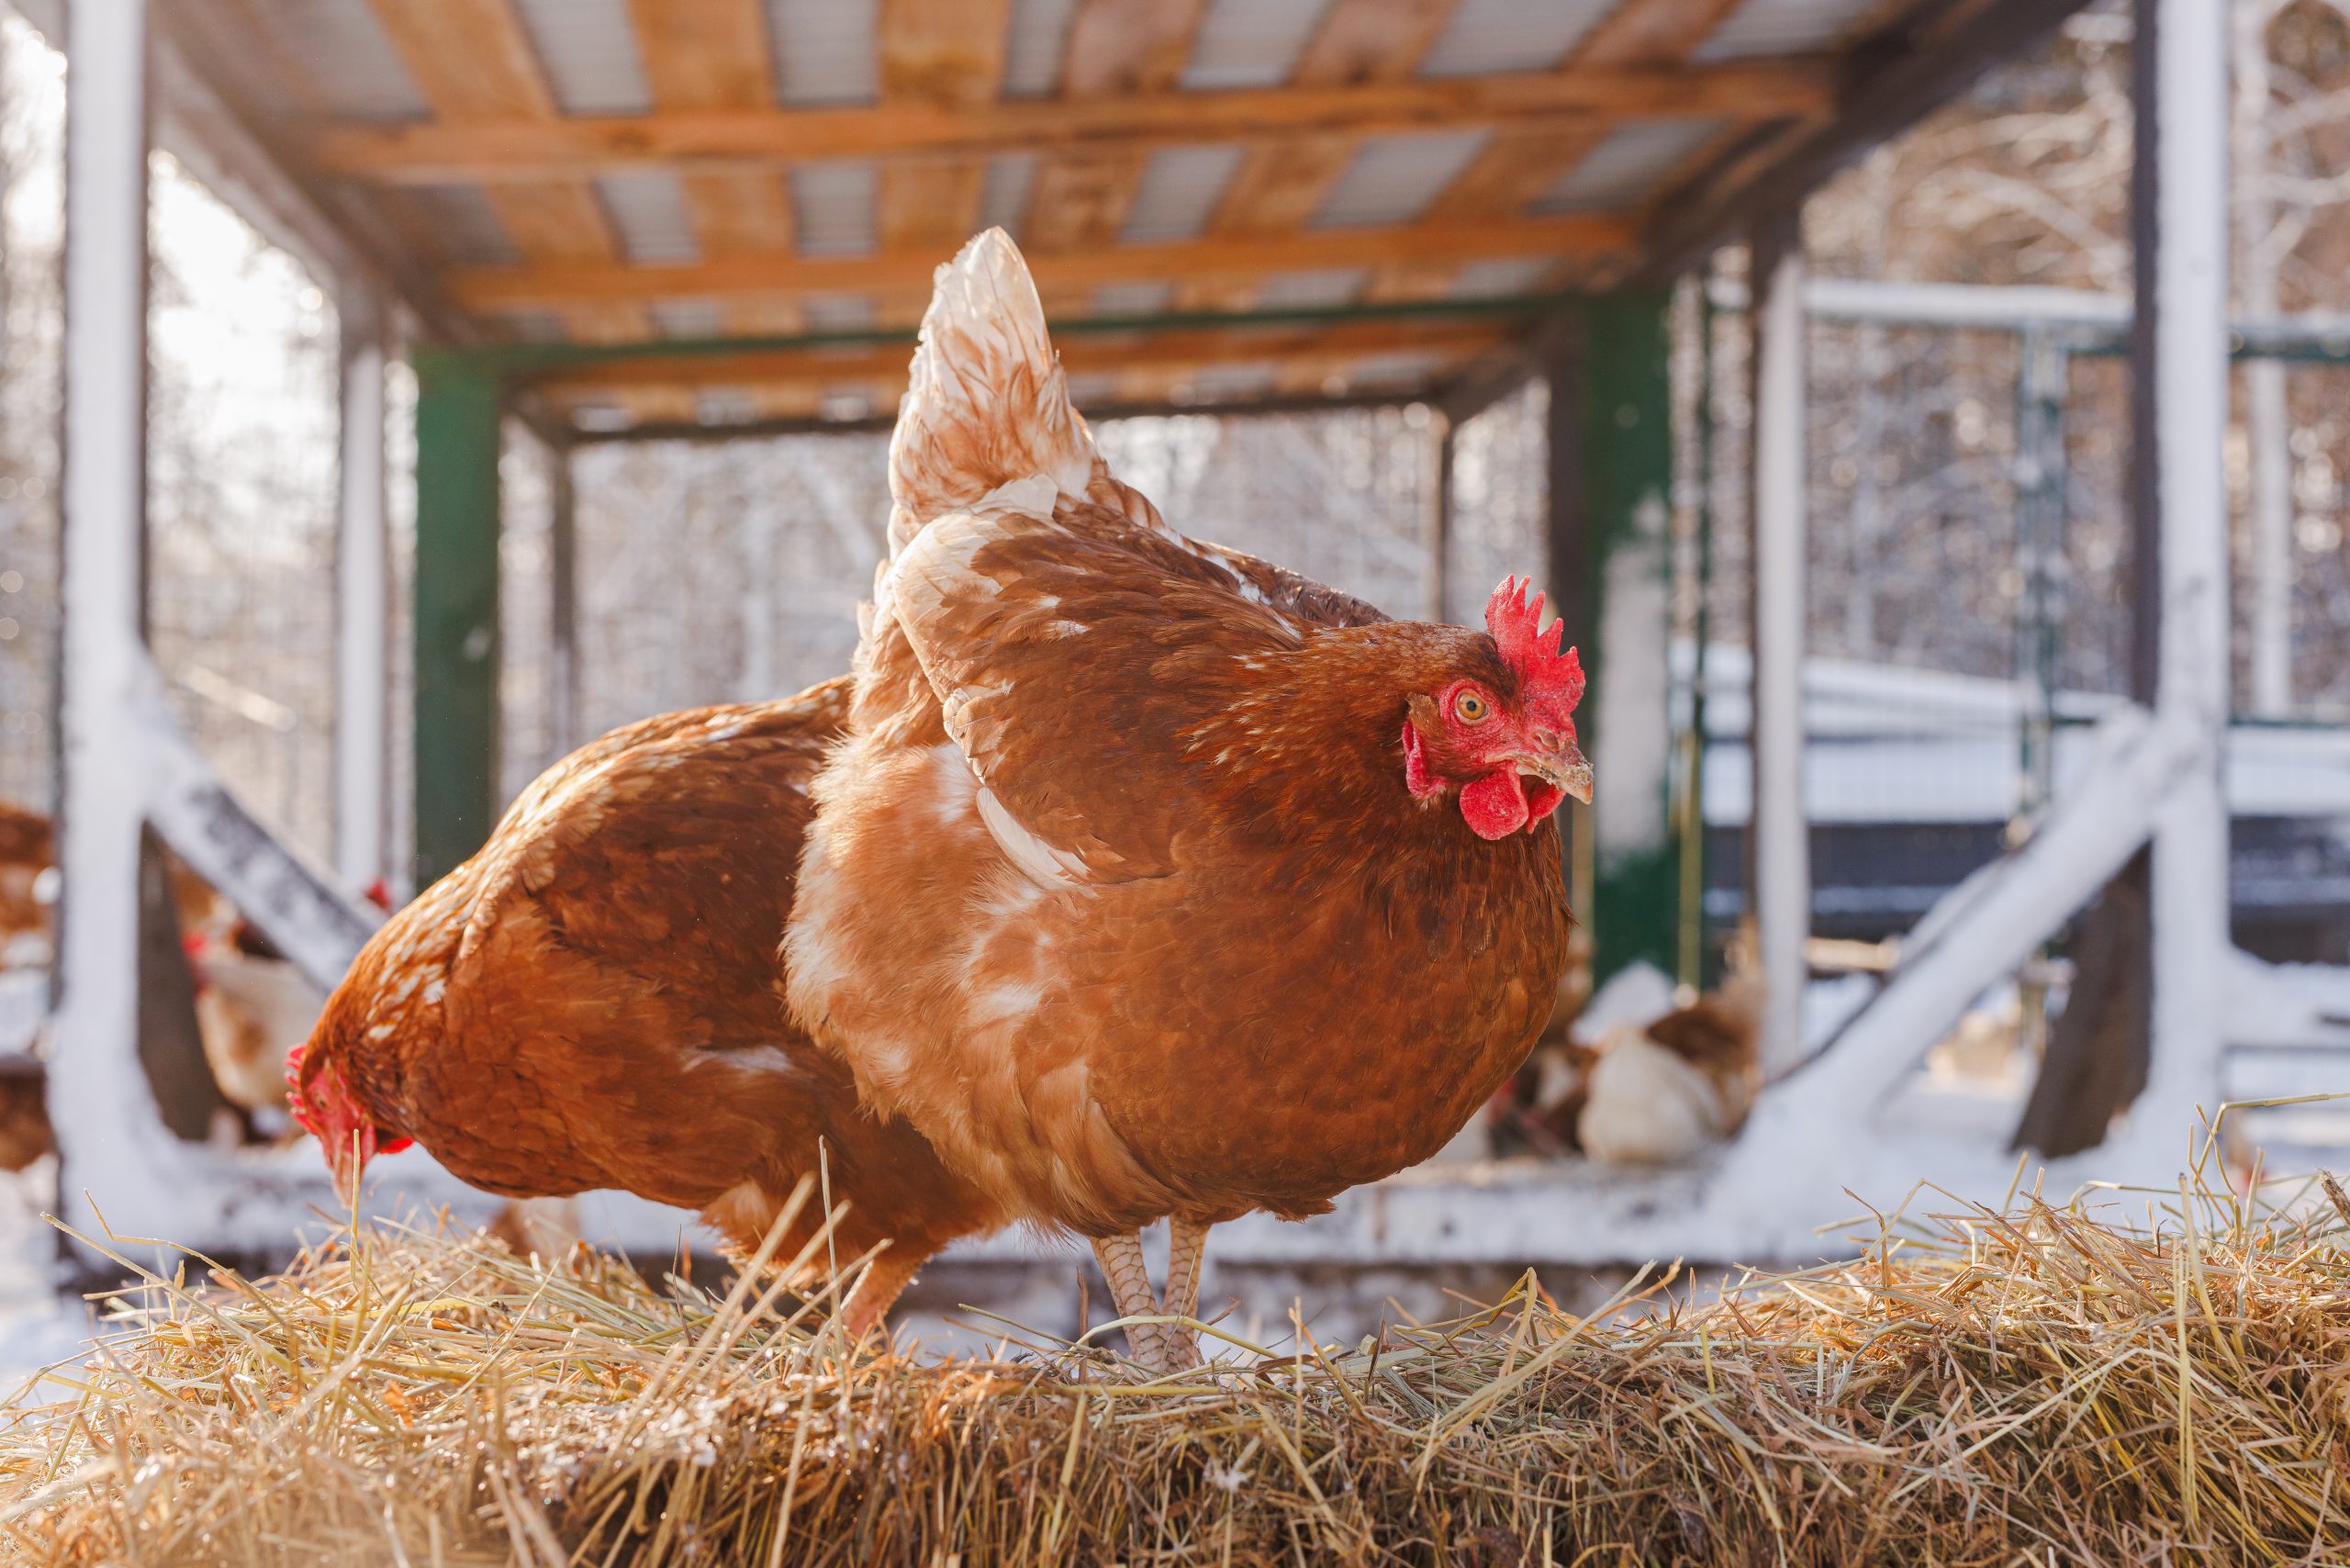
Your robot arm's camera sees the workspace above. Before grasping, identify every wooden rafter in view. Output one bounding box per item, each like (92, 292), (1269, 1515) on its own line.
(626, 0), (799, 337)
(876, 0), (1014, 305)
(445, 210), (1632, 314)
(1019, 0), (1213, 322)
(529, 318), (1509, 396)
(1178, 0), (1461, 313)
(363, 0), (690, 418)
(309, 60), (1832, 184)
(1368, 0), (1753, 300)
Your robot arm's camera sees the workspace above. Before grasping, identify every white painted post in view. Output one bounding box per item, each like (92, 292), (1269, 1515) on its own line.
(2233, 0), (2291, 720)
(2136, 0), (2232, 1126)
(334, 284), (389, 892)
(53, 0), (159, 1225)
(1750, 222), (1810, 1077)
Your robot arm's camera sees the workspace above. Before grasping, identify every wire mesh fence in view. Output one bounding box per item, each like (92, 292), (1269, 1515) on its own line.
(0, 12), (60, 815)
(145, 152), (342, 868)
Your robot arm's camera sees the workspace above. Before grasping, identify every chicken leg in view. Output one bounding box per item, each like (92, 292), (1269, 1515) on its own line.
(838, 1247), (928, 1344)
(1090, 1233), (1169, 1369)
(1158, 1215), (1210, 1371)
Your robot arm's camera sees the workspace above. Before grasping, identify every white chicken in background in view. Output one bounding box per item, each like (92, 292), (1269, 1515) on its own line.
(185, 919), (328, 1119)
(1575, 959), (1763, 1167)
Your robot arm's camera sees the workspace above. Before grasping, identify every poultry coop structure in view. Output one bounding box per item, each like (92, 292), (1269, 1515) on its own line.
(17, 0), (2335, 1281)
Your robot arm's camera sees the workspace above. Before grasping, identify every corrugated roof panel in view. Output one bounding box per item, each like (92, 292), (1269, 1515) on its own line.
(1335, 350), (1445, 389)
(399, 186), (522, 266)
(1181, 364), (1280, 403)
(1449, 257), (1555, 297)
(696, 390), (762, 424)
(801, 294), (876, 330)
(651, 300), (725, 338)
(1002, 0), (1080, 97)
(1255, 268), (1368, 308)
(509, 0), (649, 114)
(598, 172), (703, 263)
(1122, 147), (1245, 244)
(792, 162), (878, 255)
(1091, 281), (1174, 315)
(572, 403), (634, 433)
(258, 0), (428, 121)
(770, 0), (879, 105)
(1695, 0), (1882, 61)
(820, 386), (877, 420)
(1181, 0), (1323, 89)
(1314, 131), (1489, 228)
(1533, 118), (1724, 213)
(504, 309), (568, 342)
(979, 154), (1038, 235)
(1419, 0), (1616, 76)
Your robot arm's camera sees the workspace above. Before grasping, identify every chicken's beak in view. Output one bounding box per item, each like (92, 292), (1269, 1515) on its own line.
(1516, 745), (1594, 806)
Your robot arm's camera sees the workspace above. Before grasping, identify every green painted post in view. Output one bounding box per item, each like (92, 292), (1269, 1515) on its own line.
(1556, 291), (1676, 984)
(411, 356), (504, 889)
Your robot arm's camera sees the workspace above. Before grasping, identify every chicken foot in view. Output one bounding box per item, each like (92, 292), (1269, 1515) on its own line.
(837, 1247), (927, 1344)
(1157, 1215), (1210, 1371)
(1090, 1234), (1170, 1370)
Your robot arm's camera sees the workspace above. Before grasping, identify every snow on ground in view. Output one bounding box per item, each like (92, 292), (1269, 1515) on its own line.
(0, 1161), (103, 1403)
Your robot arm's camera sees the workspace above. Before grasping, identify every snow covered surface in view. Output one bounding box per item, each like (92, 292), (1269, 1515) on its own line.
(1688, 644), (2350, 825)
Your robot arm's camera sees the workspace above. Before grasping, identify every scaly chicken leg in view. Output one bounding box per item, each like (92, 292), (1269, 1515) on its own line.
(1090, 1234), (1169, 1370)
(1158, 1216), (1210, 1371)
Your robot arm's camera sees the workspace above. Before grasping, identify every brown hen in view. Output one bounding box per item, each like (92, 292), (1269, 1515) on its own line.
(788, 231), (1589, 1369)
(291, 678), (1005, 1331)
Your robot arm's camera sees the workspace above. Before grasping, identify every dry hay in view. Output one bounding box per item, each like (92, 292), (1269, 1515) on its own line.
(1, 1160), (2348, 1566)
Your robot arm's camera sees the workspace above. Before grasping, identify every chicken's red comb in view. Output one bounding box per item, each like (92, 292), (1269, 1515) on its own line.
(1485, 575), (1584, 711)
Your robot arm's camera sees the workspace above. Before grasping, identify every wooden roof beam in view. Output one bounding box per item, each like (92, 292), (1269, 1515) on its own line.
(627, 0), (800, 341)
(876, 0), (1015, 272)
(364, 0), (688, 418)
(1366, 0), (1753, 301)
(312, 60), (1833, 184)
(1176, 0), (1463, 312)
(1017, 0), (1214, 330)
(445, 210), (1633, 313)
(530, 318), (1509, 395)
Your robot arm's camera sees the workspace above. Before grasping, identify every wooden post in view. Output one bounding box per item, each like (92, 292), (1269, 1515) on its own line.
(1426, 410), (1453, 624)
(334, 284), (389, 892)
(2132, 0), (2231, 1117)
(1748, 213), (1811, 1077)
(52, 0), (157, 1219)
(1576, 291), (1676, 984)
(410, 357), (504, 888)
(547, 442), (580, 755)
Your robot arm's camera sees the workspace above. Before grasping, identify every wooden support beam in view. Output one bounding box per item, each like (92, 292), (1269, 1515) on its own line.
(334, 286), (391, 893)
(627, 0), (800, 338)
(1561, 291), (1678, 985)
(1747, 211), (1809, 1078)
(54, 0), (159, 1229)
(876, 0), (1014, 257)
(529, 318), (1509, 396)
(309, 60), (1834, 184)
(1177, 0), (1462, 312)
(1370, 0), (1750, 301)
(410, 363), (505, 888)
(448, 211), (1633, 313)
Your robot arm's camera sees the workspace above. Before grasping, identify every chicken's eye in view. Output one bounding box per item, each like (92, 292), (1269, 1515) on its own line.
(1452, 689), (1491, 723)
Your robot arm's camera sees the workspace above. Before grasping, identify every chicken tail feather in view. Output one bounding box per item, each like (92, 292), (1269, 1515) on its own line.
(888, 228), (1098, 554)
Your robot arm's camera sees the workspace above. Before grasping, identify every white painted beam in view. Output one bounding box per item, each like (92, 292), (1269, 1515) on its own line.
(2135, 0), (2232, 1138)
(51, 0), (159, 1240)
(334, 287), (390, 892)
(1749, 230), (1810, 1077)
